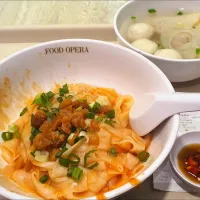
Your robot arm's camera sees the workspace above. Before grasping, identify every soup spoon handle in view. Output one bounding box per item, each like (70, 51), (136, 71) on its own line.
(129, 92), (200, 136)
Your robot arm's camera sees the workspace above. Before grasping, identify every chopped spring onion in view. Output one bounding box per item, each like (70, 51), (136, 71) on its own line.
(96, 116), (103, 123)
(91, 102), (101, 113)
(72, 166), (83, 181)
(105, 110), (115, 119)
(55, 147), (68, 158)
(177, 11), (183, 15)
(104, 119), (116, 126)
(8, 124), (21, 138)
(1, 132), (13, 141)
(68, 133), (75, 142)
(108, 147), (117, 157)
(46, 108), (59, 121)
(86, 112), (95, 119)
(84, 149), (99, 169)
(35, 151), (49, 162)
(138, 151), (150, 162)
(39, 175), (49, 184)
(148, 8), (156, 13)
(67, 165), (76, 177)
(20, 107), (28, 116)
(87, 162), (99, 169)
(57, 97), (63, 103)
(68, 153), (80, 165)
(74, 136), (85, 143)
(131, 16), (136, 20)
(66, 95), (73, 99)
(33, 93), (52, 107)
(46, 91), (54, 99)
(29, 127), (40, 141)
(59, 84), (69, 96)
(30, 150), (36, 157)
(8, 124), (18, 133)
(196, 48), (200, 54)
(59, 157), (70, 167)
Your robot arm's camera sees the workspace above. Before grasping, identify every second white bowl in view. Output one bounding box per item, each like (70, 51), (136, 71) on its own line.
(114, 0), (200, 82)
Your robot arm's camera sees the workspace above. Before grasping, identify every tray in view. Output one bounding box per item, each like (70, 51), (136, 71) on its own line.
(0, 25), (200, 200)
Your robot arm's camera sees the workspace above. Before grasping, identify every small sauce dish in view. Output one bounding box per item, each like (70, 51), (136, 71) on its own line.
(170, 131), (200, 188)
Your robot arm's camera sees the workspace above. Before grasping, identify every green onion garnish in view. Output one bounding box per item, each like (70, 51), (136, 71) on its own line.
(105, 110), (115, 119)
(29, 127), (40, 141)
(67, 165), (76, 177)
(138, 150), (150, 162)
(30, 150), (36, 157)
(104, 119), (116, 126)
(131, 16), (136, 20)
(55, 147), (68, 158)
(8, 124), (21, 138)
(84, 149), (99, 169)
(20, 107), (28, 116)
(46, 91), (54, 99)
(96, 116), (103, 123)
(68, 153), (80, 165)
(8, 124), (18, 133)
(1, 132), (13, 141)
(108, 147), (117, 157)
(74, 136), (85, 143)
(91, 102), (101, 113)
(87, 162), (99, 169)
(39, 175), (49, 183)
(196, 48), (200, 54)
(57, 97), (63, 103)
(177, 11), (183, 15)
(148, 8), (156, 13)
(72, 166), (83, 181)
(59, 157), (70, 167)
(66, 95), (73, 99)
(86, 112), (95, 119)
(33, 93), (52, 107)
(59, 84), (69, 96)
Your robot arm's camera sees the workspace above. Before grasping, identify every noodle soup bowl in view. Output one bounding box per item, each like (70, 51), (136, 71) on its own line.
(114, 0), (200, 82)
(0, 39), (179, 199)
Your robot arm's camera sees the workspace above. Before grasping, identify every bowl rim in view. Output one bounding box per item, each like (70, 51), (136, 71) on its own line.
(0, 38), (180, 200)
(169, 131), (200, 189)
(114, 0), (200, 63)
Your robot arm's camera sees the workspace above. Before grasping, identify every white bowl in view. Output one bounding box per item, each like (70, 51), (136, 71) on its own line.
(114, 0), (200, 82)
(0, 39), (179, 199)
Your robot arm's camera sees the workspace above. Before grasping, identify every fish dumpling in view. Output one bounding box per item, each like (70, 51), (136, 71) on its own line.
(154, 49), (182, 59)
(127, 23), (155, 42)
(131, 39), (158, 54)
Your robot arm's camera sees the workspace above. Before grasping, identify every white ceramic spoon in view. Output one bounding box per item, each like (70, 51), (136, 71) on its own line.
(129, 92), (200, 136)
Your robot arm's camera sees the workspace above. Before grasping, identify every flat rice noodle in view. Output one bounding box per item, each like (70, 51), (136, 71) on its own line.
(0, 174), (39, 198)
(49, 160), (68, 178)
(32, 171), (59, 200)
(87, 170), (107, 193)
(62, 137), (86, 158)
(0, 138), (20, 164)
(97, 128), (111, 150)
(122, 153), (140, 170)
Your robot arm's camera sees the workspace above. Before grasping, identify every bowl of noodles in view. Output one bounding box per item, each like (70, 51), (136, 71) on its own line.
(0, 39), (179, 200)
(114, 0), (200, 82)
